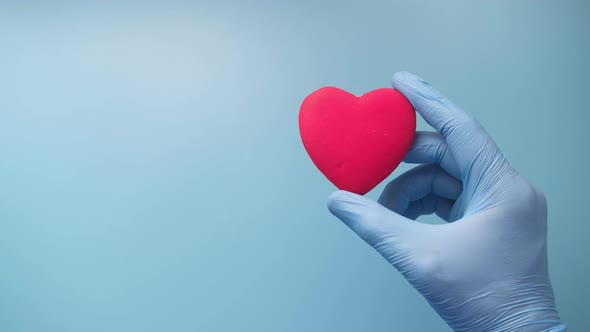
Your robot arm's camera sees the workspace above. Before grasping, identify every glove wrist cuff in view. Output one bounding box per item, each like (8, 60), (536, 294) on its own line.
(437, 276), (565, 331)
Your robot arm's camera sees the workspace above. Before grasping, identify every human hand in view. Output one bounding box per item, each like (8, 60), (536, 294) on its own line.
(327, 72), (566, 331)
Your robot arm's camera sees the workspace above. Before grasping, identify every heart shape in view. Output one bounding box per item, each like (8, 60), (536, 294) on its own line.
(299, 87), (415, 195)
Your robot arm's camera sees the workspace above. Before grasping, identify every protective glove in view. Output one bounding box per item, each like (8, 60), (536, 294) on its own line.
(328, 71), (567, 332)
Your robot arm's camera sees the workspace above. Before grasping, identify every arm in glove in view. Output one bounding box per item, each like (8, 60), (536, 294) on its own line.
(328, 71), (566, 332)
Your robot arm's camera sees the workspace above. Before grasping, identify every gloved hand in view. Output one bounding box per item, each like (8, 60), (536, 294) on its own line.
(327, 71), (567, 331)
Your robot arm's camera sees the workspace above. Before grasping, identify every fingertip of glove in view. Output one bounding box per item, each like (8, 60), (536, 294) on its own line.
(391, 71), (408, 87)
(391, 71), (429, 89)
(327, 190), (360, 214)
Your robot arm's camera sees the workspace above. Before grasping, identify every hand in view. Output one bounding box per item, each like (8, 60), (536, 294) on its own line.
(327, 72), (567, 331)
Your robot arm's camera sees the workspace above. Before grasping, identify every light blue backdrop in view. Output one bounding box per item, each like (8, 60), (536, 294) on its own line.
(1, 1), (588, 331)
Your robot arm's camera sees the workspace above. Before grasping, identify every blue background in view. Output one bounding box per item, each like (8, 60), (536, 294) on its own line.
(1, 1), (588, 331)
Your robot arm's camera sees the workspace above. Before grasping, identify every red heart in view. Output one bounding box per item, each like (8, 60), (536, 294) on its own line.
(299, 87), (415, 195)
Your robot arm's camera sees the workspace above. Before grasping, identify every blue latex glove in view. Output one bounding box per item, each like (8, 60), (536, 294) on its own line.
(328, 72), (567, 331)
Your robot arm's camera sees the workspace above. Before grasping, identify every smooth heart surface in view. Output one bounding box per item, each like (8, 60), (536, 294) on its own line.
(299, 87), (415, 195)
